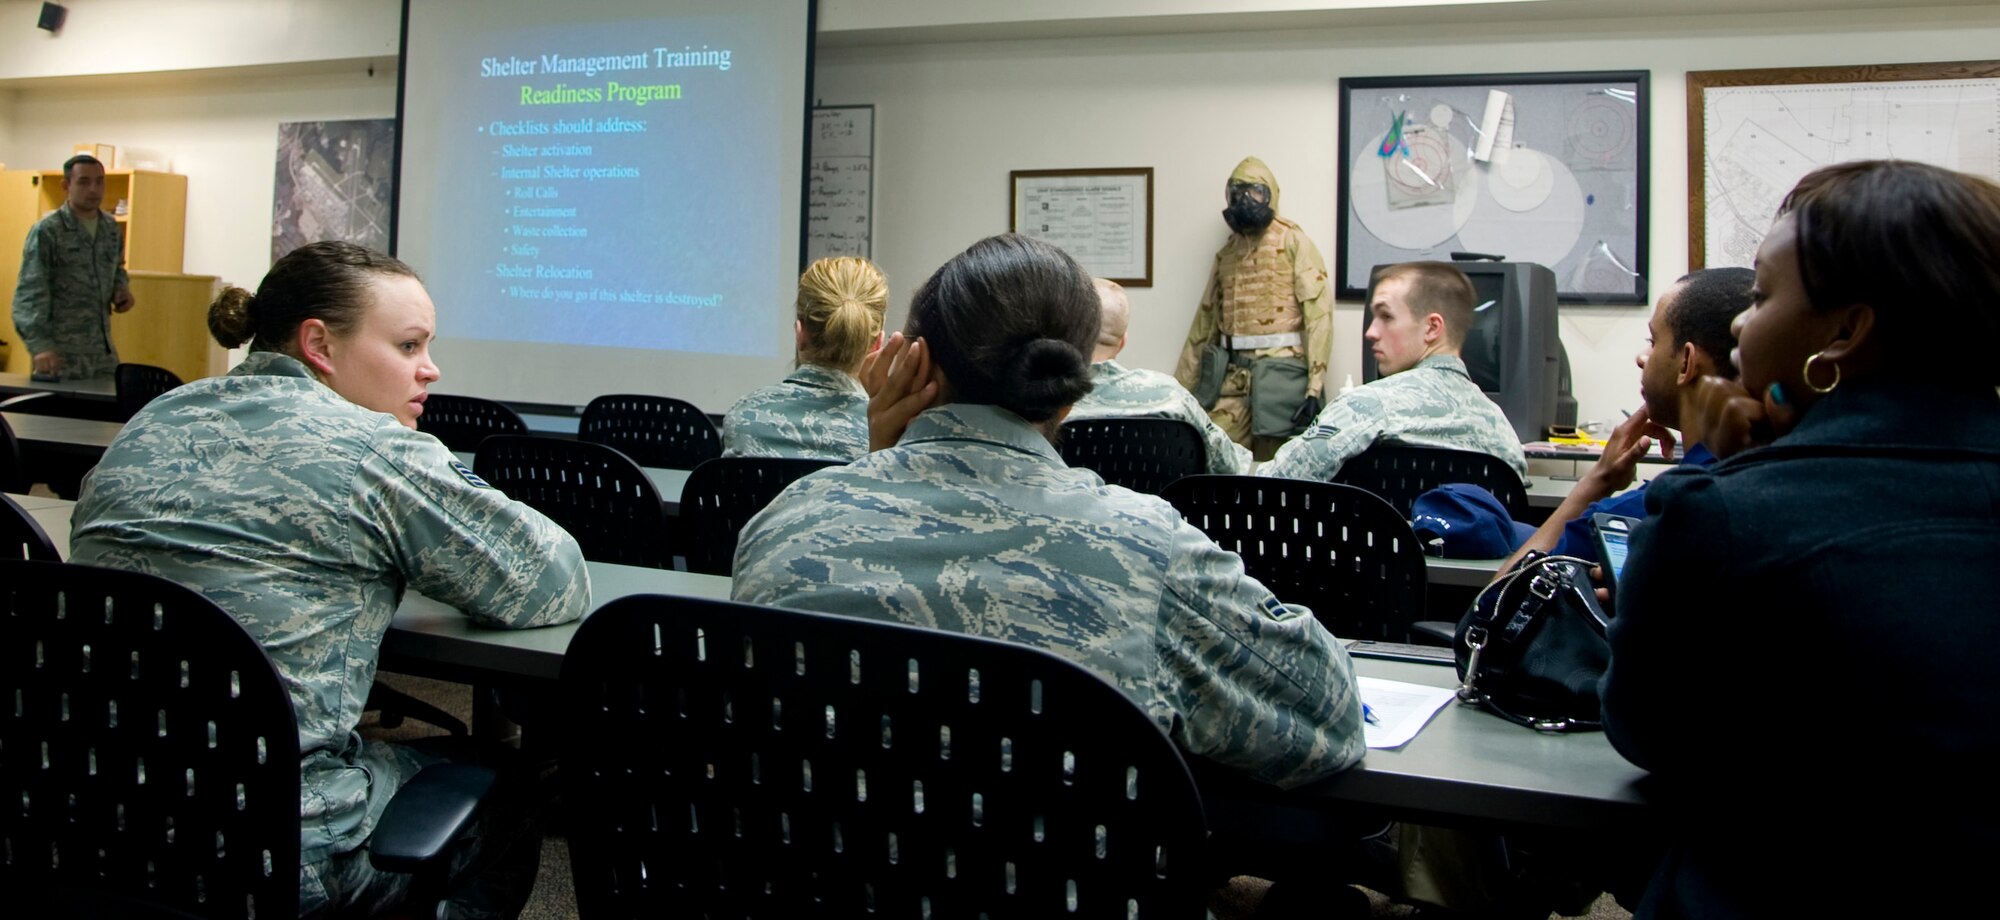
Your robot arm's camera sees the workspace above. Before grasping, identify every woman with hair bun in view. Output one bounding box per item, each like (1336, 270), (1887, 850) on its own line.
(721, 255), (889, 459)
(71, 240), (587, 919)
(732, 233), (1364, 791)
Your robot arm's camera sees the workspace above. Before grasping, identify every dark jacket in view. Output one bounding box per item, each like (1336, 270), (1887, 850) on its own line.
(1601, 380), (2000, 919)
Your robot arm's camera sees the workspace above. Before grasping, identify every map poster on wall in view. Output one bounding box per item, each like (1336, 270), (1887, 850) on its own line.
(271, 119), (395, 263)
(1336, 72), (1650, 305)
(1689, 60), (2000, 271)
(1010, 167), (1154, 286)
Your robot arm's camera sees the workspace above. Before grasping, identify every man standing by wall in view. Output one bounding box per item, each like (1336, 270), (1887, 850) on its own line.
(1174, 156), (1332, 460)
(13, 154), (135, 380)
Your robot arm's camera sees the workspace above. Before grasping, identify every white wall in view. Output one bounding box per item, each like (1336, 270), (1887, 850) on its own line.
(4, 65), (397, 291)
(0, 0), (398, 80)
(816, 4), (2000, 429)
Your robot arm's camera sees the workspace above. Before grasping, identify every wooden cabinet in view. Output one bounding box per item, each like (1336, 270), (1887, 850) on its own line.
(115, 272), (226, 384)
(0, 168), (190, 374)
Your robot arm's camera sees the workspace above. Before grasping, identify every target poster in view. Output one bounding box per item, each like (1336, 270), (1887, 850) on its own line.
(1335, 72), (1650, 305)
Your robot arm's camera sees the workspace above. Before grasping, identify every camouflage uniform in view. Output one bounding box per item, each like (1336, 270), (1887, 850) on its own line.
(10, 203), (129, 380)
(1174, 157), (1333, 457)
(720, 363), (869, 461)
(731, 403), (1364, 789)
(1258, 354), (1526, 483)
(68, 350), (590, 916)
(1070, 360), (1254, 475)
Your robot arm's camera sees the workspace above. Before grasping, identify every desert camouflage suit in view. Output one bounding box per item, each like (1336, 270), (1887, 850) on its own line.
(731, 403), (1364, 789)
(69, 350), (591, 917)
(721, 363), (869, 461)
(1175, 157), (1333, 459)
(11, 202), (128, 379)
(1070, 360), (1254, 475)
(1258, 354), (1526, 483)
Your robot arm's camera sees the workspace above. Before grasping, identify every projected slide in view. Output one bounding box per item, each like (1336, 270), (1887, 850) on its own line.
(399, 0), (810, 408)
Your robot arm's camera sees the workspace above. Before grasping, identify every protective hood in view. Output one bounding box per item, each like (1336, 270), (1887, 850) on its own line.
(1228, 156), (1281, 215)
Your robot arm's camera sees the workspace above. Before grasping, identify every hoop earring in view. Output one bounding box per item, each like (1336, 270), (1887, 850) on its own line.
(1802, 351), (1841, 394)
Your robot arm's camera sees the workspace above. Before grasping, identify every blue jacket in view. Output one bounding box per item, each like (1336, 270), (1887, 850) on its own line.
(1601, 380), (2000, 918)
(1550, 443), (1717, 564)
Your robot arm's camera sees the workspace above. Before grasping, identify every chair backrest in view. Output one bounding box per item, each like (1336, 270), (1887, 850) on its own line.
(474, 434), (673, 569)
(1, 412), (27, 494)
(1161, 475), (1428, 642)
(2, 493), (61, 561)
(0, 559), (303, 920)
(678, 456), (844, 576)
(114, 362), (185, 422)
(558, 595), (1210, 920)
(1333, 444), (1530, 519)
(416, 393), (530, 453)
(578, 394), (721, 470)
(1057, 417), (1208, 495)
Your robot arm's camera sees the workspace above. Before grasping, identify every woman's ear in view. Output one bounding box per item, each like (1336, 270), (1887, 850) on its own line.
(296, 318), (337, 376)
(795, 319), (808, 352)
(1815, 302), (1877, 365)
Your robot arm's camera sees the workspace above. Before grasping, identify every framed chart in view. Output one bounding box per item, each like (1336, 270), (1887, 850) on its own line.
(1688, 60), (2000, 270)
(1337, 71), (1650, 304)
(1009, 167), (1153, 286)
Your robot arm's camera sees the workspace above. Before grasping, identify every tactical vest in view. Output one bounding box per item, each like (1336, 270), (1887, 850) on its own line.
(1217, 218), (1304, 338)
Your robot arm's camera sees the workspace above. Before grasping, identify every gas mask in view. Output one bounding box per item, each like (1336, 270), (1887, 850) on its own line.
(1222, 181), (1275, 234)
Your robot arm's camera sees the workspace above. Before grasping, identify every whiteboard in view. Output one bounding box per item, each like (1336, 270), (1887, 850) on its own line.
(1698, 75), (2000, 269)
(807, 105), (874, 262)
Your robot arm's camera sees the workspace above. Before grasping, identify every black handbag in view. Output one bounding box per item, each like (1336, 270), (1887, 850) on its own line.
(1453, 551), (1611, 732)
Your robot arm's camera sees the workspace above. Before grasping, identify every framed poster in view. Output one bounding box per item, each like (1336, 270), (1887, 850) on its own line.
(1337, 71), (1650, 304)
(1009, 167), (1153, 286)
(1688, 60), (2000, 270)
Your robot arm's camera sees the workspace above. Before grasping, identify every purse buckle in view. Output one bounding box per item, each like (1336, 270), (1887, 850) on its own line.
(1455, 626), (1489, 703)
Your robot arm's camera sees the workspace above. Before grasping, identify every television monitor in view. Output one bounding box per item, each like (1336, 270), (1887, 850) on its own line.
(1360, 261), (1565, 442)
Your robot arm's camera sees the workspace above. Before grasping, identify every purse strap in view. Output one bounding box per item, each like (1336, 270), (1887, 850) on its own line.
(1456, 553), (1605, 732)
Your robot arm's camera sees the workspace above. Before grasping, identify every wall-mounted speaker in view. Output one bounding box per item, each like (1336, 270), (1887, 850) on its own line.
(37, 3), (67, 33)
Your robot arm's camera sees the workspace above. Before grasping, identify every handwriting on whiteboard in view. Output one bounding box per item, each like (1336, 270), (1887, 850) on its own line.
(808, 106), (872, 261)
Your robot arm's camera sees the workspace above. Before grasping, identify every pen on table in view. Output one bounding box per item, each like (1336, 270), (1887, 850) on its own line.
(1362, 703), (1380, 725)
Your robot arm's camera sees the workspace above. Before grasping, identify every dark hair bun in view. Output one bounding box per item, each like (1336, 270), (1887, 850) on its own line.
(207, 285), (257, 349)
(1003, 337), (1092, 421)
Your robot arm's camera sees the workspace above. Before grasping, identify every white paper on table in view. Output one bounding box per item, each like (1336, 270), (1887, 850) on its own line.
(1359, 676), (1459, 749)
(1472, 89), (1515, 163)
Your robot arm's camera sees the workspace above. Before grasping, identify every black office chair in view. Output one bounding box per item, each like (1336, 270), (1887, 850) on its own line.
(1, 411), (28, 493)
(578, 393), (722, 470)
(0, 559), (494, 919)
(678, 456), (844, 576)
(1057, 417), (1208, 495)
(1161, 475), (1428, 643)
(557, 594), (1209, 920)
(114, 362), (185, 421)
(474, 434), (674, 569)
(1333, 444), (1531, 519)
(2, 492), (60, 561)
(417, 393), (530, 453)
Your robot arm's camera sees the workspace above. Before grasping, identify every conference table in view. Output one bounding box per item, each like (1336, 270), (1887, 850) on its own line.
(0, 370), (119, 403)
(391, 566), (1647, 832)
(16, 493), (1647, 832)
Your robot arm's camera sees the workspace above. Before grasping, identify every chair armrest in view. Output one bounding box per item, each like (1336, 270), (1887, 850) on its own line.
(367, 763), (498, 873)
(1409, 621), (1458, 647)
